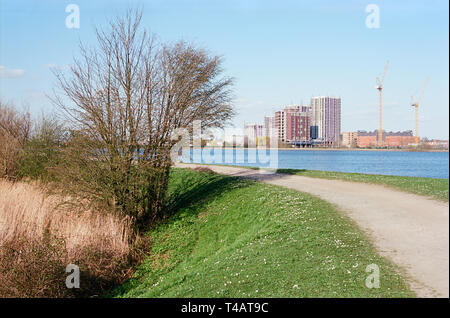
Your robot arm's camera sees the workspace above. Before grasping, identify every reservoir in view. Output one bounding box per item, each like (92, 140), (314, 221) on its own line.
(181, 149), (449, 179)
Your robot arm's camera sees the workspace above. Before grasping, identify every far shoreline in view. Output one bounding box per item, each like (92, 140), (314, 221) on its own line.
(193, 146), (449, 153)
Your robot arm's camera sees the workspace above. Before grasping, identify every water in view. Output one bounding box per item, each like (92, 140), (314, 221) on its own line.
(181, 149), (449, 179)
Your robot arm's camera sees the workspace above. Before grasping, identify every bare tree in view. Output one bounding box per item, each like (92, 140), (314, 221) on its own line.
(51, 9), (234, 229)
(0, 101), (31, 178)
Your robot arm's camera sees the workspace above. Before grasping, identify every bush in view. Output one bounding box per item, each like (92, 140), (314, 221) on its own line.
(17, 114), (65, 181)
(0, 235), (69, 297)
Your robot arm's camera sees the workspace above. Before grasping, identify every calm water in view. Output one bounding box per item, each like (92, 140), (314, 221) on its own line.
(181, 149), (449, 179)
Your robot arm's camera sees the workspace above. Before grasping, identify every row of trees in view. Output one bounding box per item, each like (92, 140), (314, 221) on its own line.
(1, 9), (234, 230)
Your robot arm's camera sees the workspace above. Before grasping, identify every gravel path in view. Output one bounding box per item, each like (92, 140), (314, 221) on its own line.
(176, 163), (449, 298)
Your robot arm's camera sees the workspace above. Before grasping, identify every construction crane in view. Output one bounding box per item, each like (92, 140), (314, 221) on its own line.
(375, 60), (389, 147)
(411, 77), (429, 144)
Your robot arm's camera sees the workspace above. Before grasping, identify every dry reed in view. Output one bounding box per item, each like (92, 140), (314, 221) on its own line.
(0, 180), (140, 297)
(0, 180), (131, 260)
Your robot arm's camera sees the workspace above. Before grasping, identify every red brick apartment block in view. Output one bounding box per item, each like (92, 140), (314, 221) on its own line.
(357, 135), (377, 147)
(384, 136), (416, 147)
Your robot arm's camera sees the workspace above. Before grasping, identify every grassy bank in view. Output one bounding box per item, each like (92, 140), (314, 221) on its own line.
(111, 168), (414, 298)
(276, 169), (449, 202)
(187, 163), (448, 202)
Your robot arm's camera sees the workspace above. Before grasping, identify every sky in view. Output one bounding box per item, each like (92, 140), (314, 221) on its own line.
(0, 0), (448, 139)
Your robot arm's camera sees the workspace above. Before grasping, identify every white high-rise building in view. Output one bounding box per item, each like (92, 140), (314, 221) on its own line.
(264, 116), (274, 138)
(311, 97), (341, 146)
(244, 123), (264, 146)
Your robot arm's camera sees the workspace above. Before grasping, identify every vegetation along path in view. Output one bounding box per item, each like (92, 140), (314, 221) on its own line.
(176, 163), (449, 298)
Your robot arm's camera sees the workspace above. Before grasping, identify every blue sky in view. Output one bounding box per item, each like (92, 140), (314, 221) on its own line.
(0, 0), (448, 139)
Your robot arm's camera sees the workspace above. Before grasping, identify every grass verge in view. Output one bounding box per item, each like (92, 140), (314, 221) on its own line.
(184, 163), (448, 202)
(111, 168), (414, 298)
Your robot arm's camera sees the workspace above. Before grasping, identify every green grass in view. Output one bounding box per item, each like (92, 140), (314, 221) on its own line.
(111, 168), (414, 298)
(276, 169), (449, 202)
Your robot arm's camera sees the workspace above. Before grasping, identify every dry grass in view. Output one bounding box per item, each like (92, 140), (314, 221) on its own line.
(0, 180), (131, 258)
(0, 179), (142, 297)
(193, 166), (214, 173)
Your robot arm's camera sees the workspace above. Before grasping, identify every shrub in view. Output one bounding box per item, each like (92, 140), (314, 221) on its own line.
(17, 114), (66, 181)
(0, 235), (69, 297)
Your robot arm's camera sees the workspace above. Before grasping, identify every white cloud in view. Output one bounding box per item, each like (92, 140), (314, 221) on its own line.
(0, 65), (25, 78)
(44, 63), (58, 69)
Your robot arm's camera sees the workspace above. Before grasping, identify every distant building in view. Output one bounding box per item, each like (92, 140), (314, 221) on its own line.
(244, 123), (264, 146)
(341, 132), (358, 148)
(356, 130), (415, 148)
(264, 116), (274, 139)
(423, 139), (449, 149)
(311, 97), (341, 146)
(274, 110), (285, 142)
(310, 125), (319, 140)
(273, 105), (311, 143)
(285, 106), (311, 142)
(385, 136), (416, 147)
(357, 135), (377, 148)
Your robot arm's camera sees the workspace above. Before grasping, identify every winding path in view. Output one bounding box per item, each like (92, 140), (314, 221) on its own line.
(176, 163), (449, 298)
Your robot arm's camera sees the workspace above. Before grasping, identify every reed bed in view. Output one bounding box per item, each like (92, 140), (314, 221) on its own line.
(0, 180), (140, 297)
